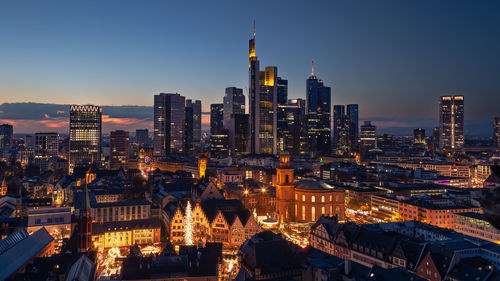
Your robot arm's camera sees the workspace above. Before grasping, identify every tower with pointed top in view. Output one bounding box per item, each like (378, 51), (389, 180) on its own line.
(198, 154), (207, 179)
(1, 178), (7, 196)
(275, 152), (295, 223)
(77, 167), (93, 253)
(306, 60), (331, 157)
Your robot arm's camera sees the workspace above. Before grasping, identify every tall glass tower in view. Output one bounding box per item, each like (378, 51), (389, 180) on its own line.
(439, 95), (464, 150)
(69, 105), (102, 173)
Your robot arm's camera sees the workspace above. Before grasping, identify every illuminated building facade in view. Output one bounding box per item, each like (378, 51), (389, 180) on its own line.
(283, 99), (307, 156)
(333, 105), (350, 153)
(198, 154), (207, 179)
(494, 117), (500, 148)
(360, 121), (377, 151)
(169, 199), (261, 247)
(210, 129), (229, 157)
(439, 95), (464, 150)
(69, 105), (102, 173)
(153, 93), (186, 156)
(92, 219), (160, 250)
(34, 132), (58, 158)
(454, 212), (500, 243)
(223, 87), (245, 155)
(347, 104), (359, 151)
(248, 25), (281, 155)
(306, 61), (331, 157)
(110, 130), (129, 169)
(275, 153), (345, 223)
(0, 123), (13, 149)
(413, 128), (426, 145)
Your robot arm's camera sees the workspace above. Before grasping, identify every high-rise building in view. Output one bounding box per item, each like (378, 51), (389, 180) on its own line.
(439, 95), (464, 150)
(285, 99), (307, 155)
(248, 25), (279, 155)
(234, 113), (249, 155)
(34, 132), (58, 158)
(432, 127), (440, 151)
(185, 100), (194, 153)
(494, 117), (500, 148)
(192, 100), (202, 143)
(135, 129), (149, 145)
(69, 105), (102, 172)
(360, 121), (377, 151)
(306, 61), (331, 157)
(347, 104), (359, 151)
(333, 105), (349, 153)
(223, 87), (245, 155)
(25, 135), (34, 147)
(210, 103), (224, 134)
(210, 129), (229, 157)
(276, 78), (289, 154)
(110, 130), (129, 169)
(414, 128), (426, 145)
(0, 124), (13, 149)
(154, 93), (186, 156)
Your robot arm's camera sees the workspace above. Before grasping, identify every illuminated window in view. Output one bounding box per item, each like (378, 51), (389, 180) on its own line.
(321, 196), (325, 202)
(302, 206), (305, 220)
(311, 207), (316, 221)
(302, 195), (306, 202)
(311, 196), (316, 203)
(322, 207), (325, 214)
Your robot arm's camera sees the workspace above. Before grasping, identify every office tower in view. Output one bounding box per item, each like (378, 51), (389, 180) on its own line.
(110, 130), (129, 169)
(346, 104), (359, 151)
(153, 93), (186, 156)
(432, 127), (440, 150)
(285, 99), (308, 155)
(69, 105), (102, 172)
(210, 103), (224, 134)
(333, 105), (350, 153)
(185, 100), (194, 153)
(494, 117), (500, 148)
(234, 113), (249, 155)
(414, 128), (426, 145)
(248, 26), (279, 155)
(223, 87), (245, 154)
(210, 129), (229, 157)
(377, 134), (394, 150)
(276, 78), (289, 153)
(135, 129), (149, 145)
(360, 121), (377, 151)
(192, 100), (202, 143)
(439, 95), (464, 150)
(0, 124), (13, 149)
(306, 61), (331, 157)
(34, 132), (58, 158)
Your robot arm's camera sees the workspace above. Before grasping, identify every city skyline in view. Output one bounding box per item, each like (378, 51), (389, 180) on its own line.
(1, 0), (499, 136)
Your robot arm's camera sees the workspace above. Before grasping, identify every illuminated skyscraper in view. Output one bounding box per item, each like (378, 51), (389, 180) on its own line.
(248, 24), (280, 154)
(69, 105), (102, 172)
(276, 78), (289, 153)
(153, 93), (186, 156)
(494, 117), (500, 148)
(333, 105), (350, 153)
(0, 124), (13, 149)
(414, 128), (426, 145)
(439, 95), (464, 150)
(306, 61), (331, 157)
(360, 121), (377, 151)
(285, 99), (307, 155)
(110, 130), (129, 169)
(223, 87), (245, 155)
(34, 132), (58, 158)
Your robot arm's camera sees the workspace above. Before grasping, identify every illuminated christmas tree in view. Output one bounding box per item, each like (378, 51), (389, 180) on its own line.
(184, 201), (194, 246)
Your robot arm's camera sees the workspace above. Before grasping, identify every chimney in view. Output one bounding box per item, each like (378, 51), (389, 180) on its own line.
(344, 259), (352, 275)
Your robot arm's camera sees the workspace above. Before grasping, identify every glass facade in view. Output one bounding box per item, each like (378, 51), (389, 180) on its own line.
(69, 105), (102, 172)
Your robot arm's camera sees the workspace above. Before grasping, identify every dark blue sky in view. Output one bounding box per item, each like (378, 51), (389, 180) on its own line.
(1, 0), (499, 133)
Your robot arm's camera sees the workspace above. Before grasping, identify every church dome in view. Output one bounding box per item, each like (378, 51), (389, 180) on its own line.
(294, 180), (334, 190)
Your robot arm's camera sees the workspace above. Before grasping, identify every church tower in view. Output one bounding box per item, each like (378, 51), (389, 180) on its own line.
(275, 152), (295, 223)
(198, 154), (207, 179)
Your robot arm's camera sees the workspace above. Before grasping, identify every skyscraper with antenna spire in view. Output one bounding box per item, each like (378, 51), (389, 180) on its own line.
(306, 60), (331, 157)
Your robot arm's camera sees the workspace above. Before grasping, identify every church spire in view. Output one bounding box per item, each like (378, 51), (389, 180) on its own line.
(311, 59), (314, 76)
